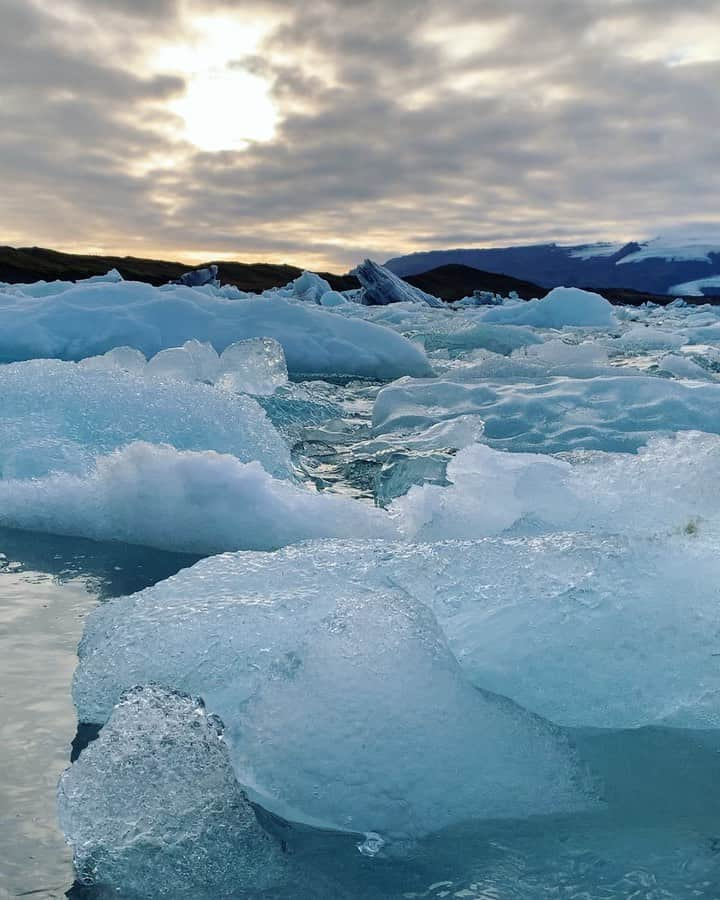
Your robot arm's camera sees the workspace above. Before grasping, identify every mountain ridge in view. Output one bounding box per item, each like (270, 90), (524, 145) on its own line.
(385, 238), (720, 296)
(1, 245), (718, 307)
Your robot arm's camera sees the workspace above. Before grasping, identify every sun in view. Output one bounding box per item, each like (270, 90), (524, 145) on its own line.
(154, 15), (278, 152)
(171, 68), (276, 152)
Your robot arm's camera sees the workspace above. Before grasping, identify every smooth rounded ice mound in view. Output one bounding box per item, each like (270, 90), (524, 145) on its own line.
(58, 685), (289, 899)
(0, 442), (391, 554)
(73, 585), (597, 840)
(481, 287), (618, 329)
(75, 532), (720, 732)
(0, 280), (432, 380)
(230, 591), (597, 838)
(0, 359), (291, 479)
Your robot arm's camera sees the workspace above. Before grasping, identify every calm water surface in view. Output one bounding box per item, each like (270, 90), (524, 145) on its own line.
(0, 529), (197, 900)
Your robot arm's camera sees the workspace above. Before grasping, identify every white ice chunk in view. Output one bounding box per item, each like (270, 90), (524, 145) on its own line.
(0, 281), (432, 380)
(0, 442), (391, 553)
(482, 287), (617, 329)
(391, 432), (720, 541)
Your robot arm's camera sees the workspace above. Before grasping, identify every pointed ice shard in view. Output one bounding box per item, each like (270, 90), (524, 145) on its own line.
(355, 259), (445, 307)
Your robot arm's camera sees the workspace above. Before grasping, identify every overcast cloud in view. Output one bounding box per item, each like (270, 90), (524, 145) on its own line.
(1, 0), (719, 270)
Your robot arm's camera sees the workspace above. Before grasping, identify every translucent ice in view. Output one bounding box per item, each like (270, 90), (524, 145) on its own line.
(79, 345), (146, 373)
(73, 587), (596, 839)
(0, 281), (432, 380)
(73, 534), (720, 732)
(82, 338), (289, 396)
(58, 685), (288, 897)
(231, 591), (597, 837)
(215, 338), (288, 396)
(0, 359), (292, 479)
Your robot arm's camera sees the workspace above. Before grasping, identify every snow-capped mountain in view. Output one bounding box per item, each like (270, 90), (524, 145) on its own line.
(385, 230), (720, 296)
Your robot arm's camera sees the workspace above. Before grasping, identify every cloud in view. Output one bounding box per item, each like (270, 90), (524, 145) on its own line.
(2, 0), (720, 269)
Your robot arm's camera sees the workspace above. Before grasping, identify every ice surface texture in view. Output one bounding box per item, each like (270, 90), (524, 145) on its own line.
(373, 372), (720, 452)
(0, 280), (432, 380)
(0, 442), (392, 554)
(58, 685), (288, 898)
(0, 359), (291, 479)
(74, 518), (720, 732)
(73, 586), (596, 839)
(355, 259), (445, 308)
(391, 432), (720, 541)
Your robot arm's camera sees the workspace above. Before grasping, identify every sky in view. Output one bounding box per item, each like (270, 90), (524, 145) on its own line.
(2, 0), (720, 272)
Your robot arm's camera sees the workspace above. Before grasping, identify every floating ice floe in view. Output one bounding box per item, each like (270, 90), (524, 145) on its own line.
(74, 519), (720, 734)
(58, 685), (289, 897)
(390, 431), (720, 541)
(480, 287), (618, 329)
(0, 280), (432, 380)
(0, 359), (291, 479)
(0, 442), (392, 554)
(373, 371), (720, 452)
(73, 586), (597, 840)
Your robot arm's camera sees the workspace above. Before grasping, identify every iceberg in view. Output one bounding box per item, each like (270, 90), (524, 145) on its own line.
(73, 532), (720, 732)
(355, 259), (445, 308)
(481, 287), (617, 329)
(0, 280), (432, 380)
(58, 685), (289, 897)
(0, 442), (392, 554)
(72, 586), (596, 840)
(0, 359), (291, 479)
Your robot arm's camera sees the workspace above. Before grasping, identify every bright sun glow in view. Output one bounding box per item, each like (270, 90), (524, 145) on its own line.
(154, 15), (278, 152)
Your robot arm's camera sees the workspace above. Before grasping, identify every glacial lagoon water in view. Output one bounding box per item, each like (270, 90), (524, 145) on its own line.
(0, 529), (198, 899)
